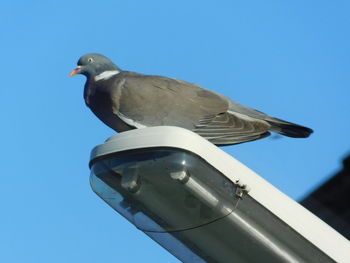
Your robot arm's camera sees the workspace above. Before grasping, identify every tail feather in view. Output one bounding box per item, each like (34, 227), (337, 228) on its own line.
(266, 117), (313, 138)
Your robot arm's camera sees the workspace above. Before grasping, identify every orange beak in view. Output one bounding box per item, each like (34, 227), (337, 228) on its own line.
(69, 66), (81, 76)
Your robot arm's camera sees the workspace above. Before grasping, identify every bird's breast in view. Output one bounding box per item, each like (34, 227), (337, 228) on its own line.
(85, 87), (132, 132)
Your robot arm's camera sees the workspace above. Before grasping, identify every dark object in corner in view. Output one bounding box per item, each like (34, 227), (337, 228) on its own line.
(301, 154), (350, 240)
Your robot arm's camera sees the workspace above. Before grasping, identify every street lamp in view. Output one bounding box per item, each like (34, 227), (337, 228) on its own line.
(89, 126), (350, 263)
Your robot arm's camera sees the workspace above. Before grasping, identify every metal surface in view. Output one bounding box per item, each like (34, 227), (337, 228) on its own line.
(89, 126), (350, 263)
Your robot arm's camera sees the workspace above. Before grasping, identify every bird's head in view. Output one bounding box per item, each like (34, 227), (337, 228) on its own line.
(69, 53), (121, 79)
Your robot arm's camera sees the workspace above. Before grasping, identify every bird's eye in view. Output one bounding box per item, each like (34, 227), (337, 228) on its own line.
(88, 58), (94, 63)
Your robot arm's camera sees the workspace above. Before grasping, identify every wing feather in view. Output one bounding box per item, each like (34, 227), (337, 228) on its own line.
(111, 72), (271, 144)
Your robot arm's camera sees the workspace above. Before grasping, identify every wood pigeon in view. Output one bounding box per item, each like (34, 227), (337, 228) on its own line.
(70, 53), (313, 145)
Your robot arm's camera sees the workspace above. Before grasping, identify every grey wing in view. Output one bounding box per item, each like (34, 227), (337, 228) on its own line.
(216, 93), (313, 139)
(112, 73), (270, 144)
(112, 73), (227, 129)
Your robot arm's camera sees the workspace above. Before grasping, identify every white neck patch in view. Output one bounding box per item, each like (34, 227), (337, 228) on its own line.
(94, 70), (120, 81)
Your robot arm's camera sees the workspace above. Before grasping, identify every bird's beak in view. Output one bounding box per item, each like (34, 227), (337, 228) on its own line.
(69, 66), (82, 76)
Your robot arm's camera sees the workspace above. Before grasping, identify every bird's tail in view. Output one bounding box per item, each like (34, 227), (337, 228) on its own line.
(266, 117), (313, 138)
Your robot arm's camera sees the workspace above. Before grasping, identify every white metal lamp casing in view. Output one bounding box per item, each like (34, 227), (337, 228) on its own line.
(89, 126), (350, 263)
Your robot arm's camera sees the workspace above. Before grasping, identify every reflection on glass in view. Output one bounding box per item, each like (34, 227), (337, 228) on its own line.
(90, 149), (239, 232)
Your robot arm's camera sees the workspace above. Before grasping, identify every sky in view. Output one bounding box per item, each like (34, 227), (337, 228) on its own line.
(1, 1), (349, 262)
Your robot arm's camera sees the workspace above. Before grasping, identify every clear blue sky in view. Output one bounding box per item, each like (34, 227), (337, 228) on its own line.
(1, 1), (349, 262)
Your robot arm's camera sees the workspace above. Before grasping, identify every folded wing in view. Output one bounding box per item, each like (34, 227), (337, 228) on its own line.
(112, 72), (272, 145)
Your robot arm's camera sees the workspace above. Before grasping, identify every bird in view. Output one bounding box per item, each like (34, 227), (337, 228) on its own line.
(70, 53), (313, 146)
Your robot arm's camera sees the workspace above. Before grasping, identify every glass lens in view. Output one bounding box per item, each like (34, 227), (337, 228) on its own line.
(90, 149), (239, 232)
